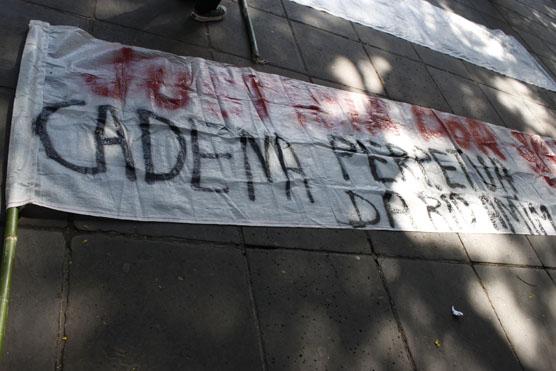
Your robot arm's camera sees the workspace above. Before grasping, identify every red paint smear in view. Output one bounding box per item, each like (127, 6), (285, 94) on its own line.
(243, 74), (269, 121)
(293, 104), (331, 128)
(512, 131), (556, 187)
(466, 119), (506, 161)
(84, 47), (143, 100)
(145, 67), (191, 110)
(343, 96), (362, 131)
(363, 97), (398, 135)
(444, 119), (470, 149)
(413, 106), (505, 161)
(412, 106), (447, 140)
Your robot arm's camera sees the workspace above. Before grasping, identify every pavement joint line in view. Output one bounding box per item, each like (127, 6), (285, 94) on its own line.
(247, 1), (286, 19)
(350, 23), (424, 65)
(470, 261), (549, 269)
(524, 235), (551, 270)
(211, 48), (310, 78)
(494, 4), (556, 46)
(244, 243), (374, 256)
(455, 231), (526, 369)
(91, 18), (210, 50)
(352, 21), (391, 100)
(54, 215), (80, 370)
(373, 256), (418, 371)
(306, 75), (390, 98)
(92, 0), (98, 21)
(377, 254), (548, 269)
(15, 224), (555, 269)
(22, 225), (244, 250)
(495, 3), (555, 39)
(376, 253), (469, 265)
(281, 2), (311, 76)
(240, 228), (269, 371)
(546, 269), (556, 285)
(474, 82), (522, 133)
(469, 261), (525, 370)
(16, 0), (93, 20)
(288, 18), (359, 42)
(423, 64), (456, 115)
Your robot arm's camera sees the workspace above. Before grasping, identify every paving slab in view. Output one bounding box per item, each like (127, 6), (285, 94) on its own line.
(1, 229), (65, 371)
(413, 44), (469, 78)
(18, 205), (68, 228)
(74, 216), (242, 244)
(354, 25), (419, 60)
(284, 3), (357, 39)
(243, 226), (371, 253)
(540, 56), (556, 81)
(501, 9), (533, 30)
(459, 233), (541, 265)
(0, 0), (91, 88)
(211, 51), (310, 81)
(208, 0), (251, 59)
(479, 84), (539, 134)
(92, 21), (213, 59)
(368, 230), (468, 260)
(380, 258), (521, 371)
(95, 0), (209, 47)
(526, 235), (556, 267)
(514, 28), (555, 59)
(476, 265), (556, 370)
(520, 97), (556, 137)
(249, 9), (306, 72)
(24, 0), (96, 17)
(310, 78), (369, 94)
(248, 249), (412, 370)
(441, 1), (490, 26)
(64, 235), (262, 370)
(547, 268), (556, 284)
(292, 22), (384, 94)
(248, 0), (286, 17)
(464, 0), (505, 20)
(427, 67), (504, 125)
(461, 60), (509, 90)
(365, 46), (451, 112)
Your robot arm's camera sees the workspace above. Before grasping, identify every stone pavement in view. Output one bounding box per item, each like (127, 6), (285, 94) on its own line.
(1, 0), (556, 369)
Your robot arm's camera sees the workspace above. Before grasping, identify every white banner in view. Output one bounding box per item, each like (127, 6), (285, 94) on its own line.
(289, 0), (556, 92)
(6, 21), (556, 235)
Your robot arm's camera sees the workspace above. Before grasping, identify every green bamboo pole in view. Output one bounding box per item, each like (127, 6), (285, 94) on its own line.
(0, 207), (19, 356)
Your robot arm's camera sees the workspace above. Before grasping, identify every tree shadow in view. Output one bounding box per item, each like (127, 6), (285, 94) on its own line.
(1, 0), (556, 369)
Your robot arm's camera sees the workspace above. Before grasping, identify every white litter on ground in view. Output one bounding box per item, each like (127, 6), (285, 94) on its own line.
(289, 0), (556, 92)
(451, 305), (464, 317)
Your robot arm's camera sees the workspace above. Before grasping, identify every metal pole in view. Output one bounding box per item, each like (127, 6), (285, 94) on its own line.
(238, 0), (266, 64)
(0, 207), (19, 356)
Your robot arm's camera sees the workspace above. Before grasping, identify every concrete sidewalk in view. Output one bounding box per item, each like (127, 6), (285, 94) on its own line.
(1, 0), (556, 369)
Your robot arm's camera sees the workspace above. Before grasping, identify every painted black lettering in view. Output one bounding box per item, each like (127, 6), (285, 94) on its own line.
(357, 140), (394, 184)
(430, 148), (465, 189)
(345, 190), (381, 228)
(241, 131), (273, 201)
(275, 135), (314, 203)
(328, 134), (356, 181)
(97, 105), (136, 181)
(138, 109), (187, 184)
(34, 100), (101, 174)
(383, 191), (412, 229)
(190, 121), (232, 193)
(490, 157), (517, 195)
